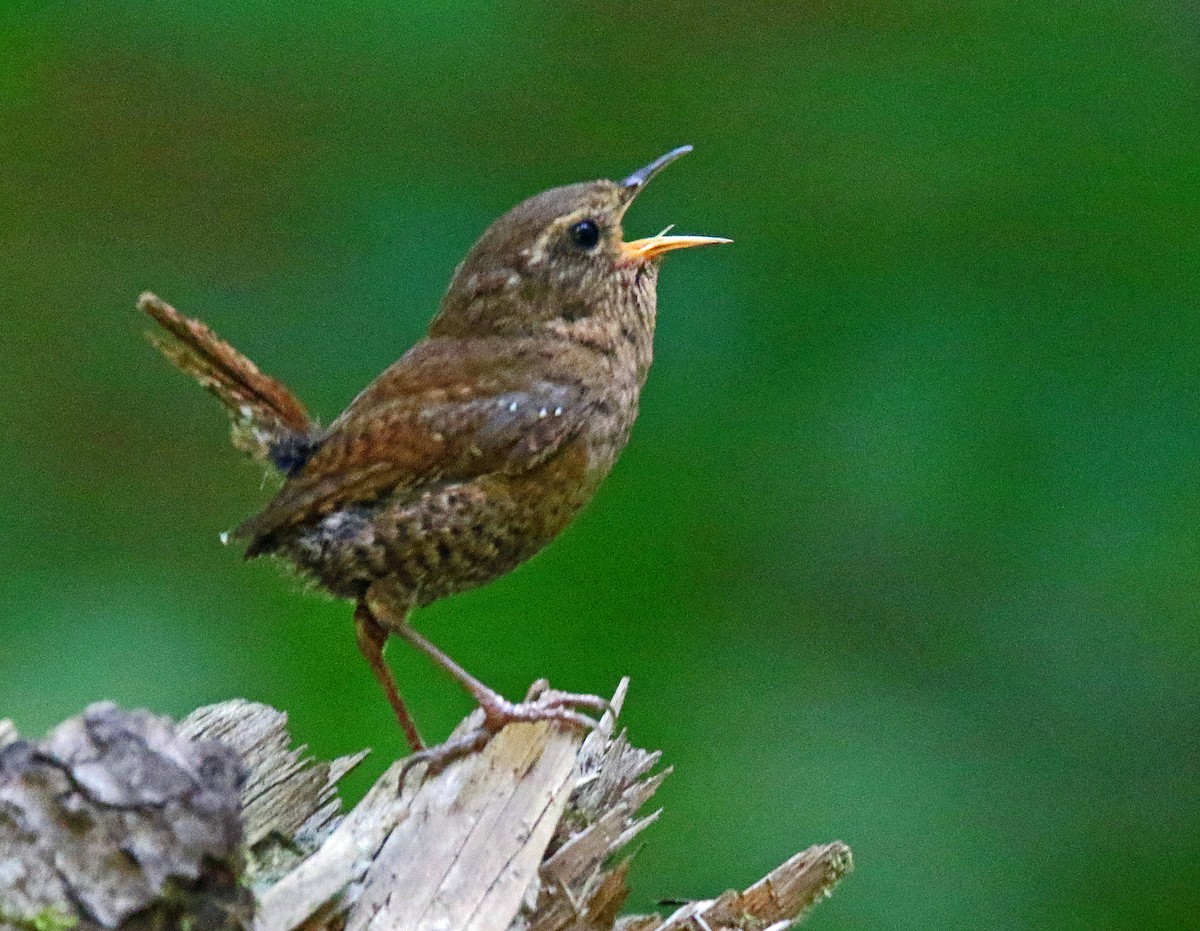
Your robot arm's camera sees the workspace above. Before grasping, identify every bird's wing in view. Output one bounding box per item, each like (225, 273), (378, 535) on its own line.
(236, 340), (588, 551)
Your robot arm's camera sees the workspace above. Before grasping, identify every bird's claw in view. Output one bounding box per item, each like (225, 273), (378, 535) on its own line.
(396, 728), (492, 787)
(523, 679), (614, 717)
(481, 696), (601, 734)
(539, 690), (614, 717)
(394, 683), (610, 795)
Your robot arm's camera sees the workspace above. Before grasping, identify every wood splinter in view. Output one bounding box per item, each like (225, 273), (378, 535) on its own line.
(0, 679), (852, 931)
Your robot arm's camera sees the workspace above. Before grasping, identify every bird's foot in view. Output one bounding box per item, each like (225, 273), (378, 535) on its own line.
(479, 694), (601, 735)
(396, 728), (492, 786)
(522, 678), (614, 717)
(394, 682), (611, 793)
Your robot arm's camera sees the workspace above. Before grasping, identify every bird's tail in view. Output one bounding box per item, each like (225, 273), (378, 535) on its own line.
(139, 292), (318, 474)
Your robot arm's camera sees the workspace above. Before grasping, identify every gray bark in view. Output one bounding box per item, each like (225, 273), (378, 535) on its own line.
(0, 681), (851, 931)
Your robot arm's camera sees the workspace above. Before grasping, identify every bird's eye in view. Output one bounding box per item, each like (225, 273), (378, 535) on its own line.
(568, 219), (602, 250)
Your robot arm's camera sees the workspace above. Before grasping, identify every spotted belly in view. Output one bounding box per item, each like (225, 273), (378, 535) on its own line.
(276, 444), (598, 604)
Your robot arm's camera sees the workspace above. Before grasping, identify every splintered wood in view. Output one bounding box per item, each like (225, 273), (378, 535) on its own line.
(0, 682), (852, 931)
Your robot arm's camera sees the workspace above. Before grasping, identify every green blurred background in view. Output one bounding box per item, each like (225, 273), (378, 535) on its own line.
(3, 1), (1199, 927)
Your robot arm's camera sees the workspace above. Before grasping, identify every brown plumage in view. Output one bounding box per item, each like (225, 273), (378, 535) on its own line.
(141, 146), (729, 759)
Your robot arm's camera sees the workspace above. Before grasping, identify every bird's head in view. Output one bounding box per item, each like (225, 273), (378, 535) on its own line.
(431, 146), (729, 339)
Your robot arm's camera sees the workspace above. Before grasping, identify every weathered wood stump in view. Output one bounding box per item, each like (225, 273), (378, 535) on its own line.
(0, 681), (851, 931)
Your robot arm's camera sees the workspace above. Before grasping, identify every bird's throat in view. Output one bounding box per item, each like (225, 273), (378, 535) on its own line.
(546, 266), (657, 381)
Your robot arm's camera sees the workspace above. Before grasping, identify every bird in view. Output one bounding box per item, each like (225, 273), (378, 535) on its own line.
(140, 145), (729, 760)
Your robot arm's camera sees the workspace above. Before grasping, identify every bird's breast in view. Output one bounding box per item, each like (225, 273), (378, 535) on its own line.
(581, 378), (642, 480)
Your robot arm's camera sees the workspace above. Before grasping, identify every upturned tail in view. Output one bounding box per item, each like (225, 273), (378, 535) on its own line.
(139, 292), (319, 475)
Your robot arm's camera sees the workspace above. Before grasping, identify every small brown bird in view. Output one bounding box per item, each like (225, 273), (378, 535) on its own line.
(141, 146), (729, 758)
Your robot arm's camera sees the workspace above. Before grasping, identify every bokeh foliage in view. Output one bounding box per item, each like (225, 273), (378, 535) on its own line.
(3, 2), (1199, 927)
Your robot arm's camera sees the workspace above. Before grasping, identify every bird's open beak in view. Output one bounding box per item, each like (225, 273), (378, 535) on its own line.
(619, 145), (732, 262)
(622, 145), (696, 192)
(621, 232), (733, 262)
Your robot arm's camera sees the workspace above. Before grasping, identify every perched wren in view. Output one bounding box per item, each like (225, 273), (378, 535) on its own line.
(141, 146), (729, 756)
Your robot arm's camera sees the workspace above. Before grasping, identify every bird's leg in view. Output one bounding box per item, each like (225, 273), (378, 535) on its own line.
(353, 603), (425, 753)
(365, 584), (604, 784)
(390, 621), (602, 733)
(364, 583), (603, 738)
